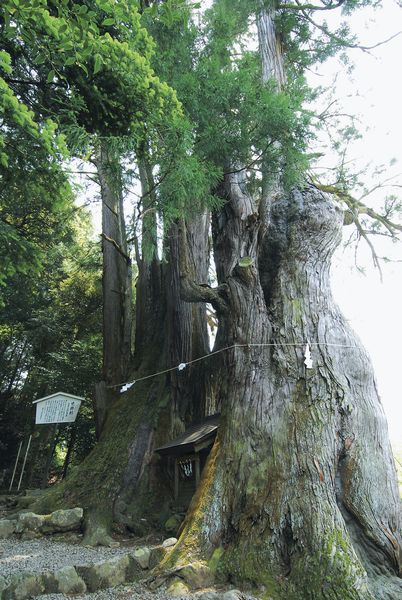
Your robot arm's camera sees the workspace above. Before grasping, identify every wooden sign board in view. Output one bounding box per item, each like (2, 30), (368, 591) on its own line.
(33, 392), (83, 425)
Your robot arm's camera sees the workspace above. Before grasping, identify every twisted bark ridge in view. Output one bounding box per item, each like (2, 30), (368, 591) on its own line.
(172, 181), (402, 600)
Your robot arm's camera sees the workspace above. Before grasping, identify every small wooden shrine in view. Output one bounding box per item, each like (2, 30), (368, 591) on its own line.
(155, 414), (220, 506)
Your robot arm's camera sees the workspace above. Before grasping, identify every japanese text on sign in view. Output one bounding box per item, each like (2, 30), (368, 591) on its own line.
(35, 396), (81, 424)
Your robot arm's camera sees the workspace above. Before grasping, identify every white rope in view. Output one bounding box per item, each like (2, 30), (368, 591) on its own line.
(109, 341), (360, 392)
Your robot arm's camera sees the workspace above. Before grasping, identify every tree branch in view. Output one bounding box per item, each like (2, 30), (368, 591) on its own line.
(312, 182), (402, 235)
(279, 1), (346, 11)
(224, 140), (275, 175)
(293, 0), (402, 52)
(101, 233), (131, 263)
(178, 219), (228, 313)
(354, 216), (383, 279)
(4, 76), (67, 89)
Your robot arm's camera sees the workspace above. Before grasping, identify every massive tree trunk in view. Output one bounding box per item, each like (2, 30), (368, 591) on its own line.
(167, 215), (211, 425)
(167, 180), (401, 599)
(113, 208), (211, 532)
(163, 10), (401, 596)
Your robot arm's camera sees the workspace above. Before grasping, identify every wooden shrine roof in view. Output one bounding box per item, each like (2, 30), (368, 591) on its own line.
(155, 413), (220, 457)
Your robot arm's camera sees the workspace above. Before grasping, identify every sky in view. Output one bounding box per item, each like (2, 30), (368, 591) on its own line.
(310, 3), (402, 443)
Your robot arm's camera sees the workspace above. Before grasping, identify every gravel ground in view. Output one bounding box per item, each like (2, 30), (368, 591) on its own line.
(36, 582), (197, 600)
(0, 537), (260, 600)
(0, 537), (137, 584)
(35, 586), (260, 600)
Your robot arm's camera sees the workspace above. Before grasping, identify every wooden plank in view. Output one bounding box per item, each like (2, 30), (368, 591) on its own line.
(195, 454), (200, 487)
(174, 458), (179, 501)
(155, 415), (220, 455)
(194, 438), (214, 453)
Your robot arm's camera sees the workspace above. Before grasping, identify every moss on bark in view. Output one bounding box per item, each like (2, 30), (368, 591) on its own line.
(157, 187), (401, 600)
(286, 529), (374, 600)
(161, 439), (222, 571)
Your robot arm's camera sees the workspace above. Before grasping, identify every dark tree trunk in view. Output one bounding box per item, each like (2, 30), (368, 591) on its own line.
(62, 425), (76, 480)
(31, 205), (211, 546)
(133, 157), (161, 368)
(98, 142), (132, 384)
(166, 215), (210, 425)
(112, 154), (167, 531)
(40, 425), (59, 488)
(169, 182), (402, 600)
(5, 340), (28, 394)
(113, 209), (211, 532)
(94, 141), (132, 433)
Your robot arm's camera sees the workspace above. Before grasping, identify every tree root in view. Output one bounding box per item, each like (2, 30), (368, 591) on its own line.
(82, 511), (118, 548)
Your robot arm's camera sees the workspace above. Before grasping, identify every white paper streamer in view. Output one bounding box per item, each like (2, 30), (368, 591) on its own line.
(120, 381), (135, 393)
(304, 343), (313, 369)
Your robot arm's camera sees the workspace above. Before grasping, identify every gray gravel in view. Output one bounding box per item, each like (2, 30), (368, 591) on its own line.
(0, 537), (136, 584)
(0, 537), (260, 600)
(0, 538), (193, 598)
(36, 587), (260, 600)
(35, 582), (195, 600)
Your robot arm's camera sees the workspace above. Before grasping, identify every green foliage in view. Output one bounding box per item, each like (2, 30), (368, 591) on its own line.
(0, 0), (181, 148)
(132, 0), (382, 257)
(0, 0), (183, 327)
(137, 0), (313, 232)
(137, 5), (222, 228)
(0, 130), (73, 306)
(151, 120), (223, 227)
(238, 257), (253, 268)
(0, 1), (184, 481)
(0, 211), (102, 477)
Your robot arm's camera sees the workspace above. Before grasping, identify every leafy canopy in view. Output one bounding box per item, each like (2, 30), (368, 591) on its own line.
(0, 0), (184, 297)
(0, 0), (182, 148)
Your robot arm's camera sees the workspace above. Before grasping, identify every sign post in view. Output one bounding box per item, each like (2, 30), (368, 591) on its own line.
(33, 392), (84, 425)
(17, 434), (32, 492)
(32, 392), (84, 488)
(8, 392), (85, 492)
(8, 440), (23, 492)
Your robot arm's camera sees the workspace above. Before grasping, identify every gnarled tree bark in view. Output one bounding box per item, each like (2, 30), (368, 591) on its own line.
(169, 183), (401, 599)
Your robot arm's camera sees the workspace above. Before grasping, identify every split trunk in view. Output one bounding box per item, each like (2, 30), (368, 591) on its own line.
(170, 176), (401, 600)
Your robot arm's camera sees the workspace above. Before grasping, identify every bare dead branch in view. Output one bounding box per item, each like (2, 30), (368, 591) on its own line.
(358, 174), (402, 201)
(101, 233), (131, 263)
(312, 182), (402, 235)
(293, 0), (402, 52)
(224, 140), (275, 175)
(353, 216), (383, 279)
(278, 1), (347, 11)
